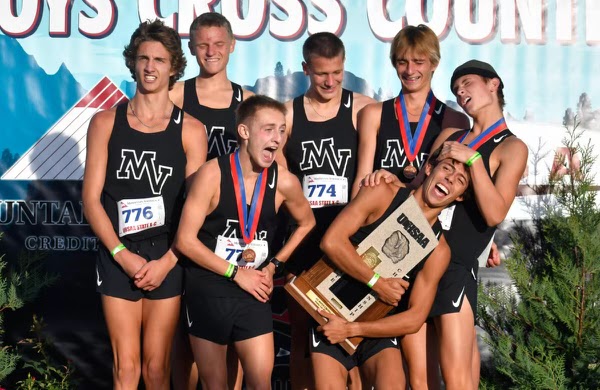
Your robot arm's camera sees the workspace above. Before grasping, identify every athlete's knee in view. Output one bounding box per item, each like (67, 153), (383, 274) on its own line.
(443, 371), (474, 390)
(142, 357), (169, 386)
(408, 372), (429, 390)
(113, 356), (141, 386)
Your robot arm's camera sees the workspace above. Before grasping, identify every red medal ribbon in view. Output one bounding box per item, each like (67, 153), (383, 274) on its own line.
(395, 90), (437, 163)
(230, 152), (268, 244)
(458, 118), (508, 151)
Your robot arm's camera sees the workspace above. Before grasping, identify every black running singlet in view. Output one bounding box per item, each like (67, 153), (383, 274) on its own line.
(102, 103), (187, 241)
(442, 128), (515, 272)
(188, 154), (279, 298)
(374, 96), (446, 183)
(182, 78), (242, 160)
(285, 89), (357, 228)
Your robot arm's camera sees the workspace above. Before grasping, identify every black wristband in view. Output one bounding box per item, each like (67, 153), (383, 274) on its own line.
(269, 257), (284, 273)
(229, 265), (239, 281)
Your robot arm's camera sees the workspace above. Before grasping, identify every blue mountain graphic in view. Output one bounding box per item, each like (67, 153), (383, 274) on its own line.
(1, 34), (85, 155)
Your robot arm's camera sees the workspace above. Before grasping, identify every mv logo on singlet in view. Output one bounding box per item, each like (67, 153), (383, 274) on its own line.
(381, 140), (429, 170)
(299, 138), (352, 177)
(208, 126), (237, 157)
(222, 219), (267, 240)
(116, 150), (173, 195)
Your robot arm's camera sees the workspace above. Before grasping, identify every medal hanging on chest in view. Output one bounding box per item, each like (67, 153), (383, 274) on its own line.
(458, 118), (508, 151)
(395, 90), (437, 179)
(230, 151), (268, 262)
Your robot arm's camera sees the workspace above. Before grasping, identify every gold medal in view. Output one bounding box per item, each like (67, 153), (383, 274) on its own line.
(242, 248), (256, 262)
(403, 165), (417, 179)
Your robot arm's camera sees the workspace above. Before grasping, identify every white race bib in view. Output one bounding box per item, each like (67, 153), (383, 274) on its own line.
(117, 196), (165, 237)
(214, 236), (269, 269)
(438, 204), (456, 231)
(302, 174), (348, 208)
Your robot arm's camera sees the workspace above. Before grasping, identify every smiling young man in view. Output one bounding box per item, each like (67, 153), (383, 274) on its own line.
(352, 25), (469, 197)
(82, 20), (207, 389)
(425, 60), (528, 390)
(175, 95), (315, 390)
(309, 150), (471, 389)
(170, 12), (254, 161)
(277, 31), (376, 389)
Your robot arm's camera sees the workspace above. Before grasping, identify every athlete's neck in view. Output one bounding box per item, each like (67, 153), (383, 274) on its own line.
(130, 93), (173, 117)
(195, 73), (231, 90)
(471, 111), (505, 135)
(305, 87), (342, 107)
(400, 88), (432, 117)
(237, 148), (264, 177)
(412, 187), (443, 226)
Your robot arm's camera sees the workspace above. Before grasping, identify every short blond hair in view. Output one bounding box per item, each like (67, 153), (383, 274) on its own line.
(389, 24), (440, 67)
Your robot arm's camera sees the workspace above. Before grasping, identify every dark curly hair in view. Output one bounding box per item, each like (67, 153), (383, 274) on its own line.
(123, 19), (186, 89)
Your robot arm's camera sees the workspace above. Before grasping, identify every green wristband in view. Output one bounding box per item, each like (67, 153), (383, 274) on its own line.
(367, 273), (380, 288)
(466, 152), (482, 167)
(224, 263), (235, 278)
(110, 243), (126, 257)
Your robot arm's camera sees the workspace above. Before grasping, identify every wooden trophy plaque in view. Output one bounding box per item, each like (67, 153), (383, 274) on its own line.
(285, 195), (439, 354)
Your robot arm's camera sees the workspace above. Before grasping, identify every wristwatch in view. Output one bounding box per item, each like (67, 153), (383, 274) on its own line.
(268, 257), (284, 272)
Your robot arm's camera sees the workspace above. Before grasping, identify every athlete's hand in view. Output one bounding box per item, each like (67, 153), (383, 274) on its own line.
(317, 309), (350, 344)
(439, 141), (476, 164)
(372, 277), (409, 306)
(114, 250), (147, 279)
(234, 267), (271, 303)
(360, 169), (398, 188)
(134, 256), (177, 291)
(261, 265), (276, 296)
(486, 242), (501, 268)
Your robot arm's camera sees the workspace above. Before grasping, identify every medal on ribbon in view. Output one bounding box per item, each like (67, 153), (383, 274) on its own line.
(458, 118), (508, 150)
(395, 90), (437, 179)
(230, 151), (267, 262)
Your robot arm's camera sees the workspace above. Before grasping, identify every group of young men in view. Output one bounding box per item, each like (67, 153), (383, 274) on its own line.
(82, 12), (527, 390)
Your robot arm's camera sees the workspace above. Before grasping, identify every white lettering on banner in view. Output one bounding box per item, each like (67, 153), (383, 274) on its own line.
(454, 0), (495, 42)
(0, 200), (87, 226)
(405, 0), (450, 37)
(500, 0), (543, 44)
(0, 0), (594, 44)
(308, 0), (344, 35)
(221, 0), (267, 39)
(271, 0), (305, 40)
(0, 0), (42, 37)
(24, 235), (99, 251)
(78, 0), (117, 38)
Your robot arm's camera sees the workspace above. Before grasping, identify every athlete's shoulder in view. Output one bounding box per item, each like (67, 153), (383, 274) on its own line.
(352, 92), (377, 111)
(441, 105), (470, 130)
(195, 158), (220, 180)
(498, 132), (528, 156)
(241, 88), (255, 100)
(89, 106), (117, 132)
(275, 163), (300, 192)
(182, 111), (205, 131)
(169, 81), (186, 108)
(360, 101), (384, 117)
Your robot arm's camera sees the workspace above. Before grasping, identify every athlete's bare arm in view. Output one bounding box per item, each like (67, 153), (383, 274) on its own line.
(320, 183), (409, 306)
(82, 110), (147, 278)
(441, 106), (470, 130)
(174, 160), (271, 303)
(263, 165), (315, 279)
(351, 92), (377, 128)
(133, 113), (208, 290)
(439, 136), (528, 226)
(318, 236), (451, 342)
(351, 102), (383, 198)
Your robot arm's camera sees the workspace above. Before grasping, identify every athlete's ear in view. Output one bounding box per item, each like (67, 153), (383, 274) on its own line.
(424, 161), (433, 176)
(230, 37), (236, 53)
(489, 78), (500, 92)
(188, 41), (195, 56)
(238, 124), (250, 140)
(302, 61), (309, 75)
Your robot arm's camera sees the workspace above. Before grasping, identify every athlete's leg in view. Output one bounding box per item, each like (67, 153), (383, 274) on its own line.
(227, 344), (244, 390)
(426, 322), (442, 389)
(101, 295), (143, 390)
(402, 322), (430, 390)
(359, 348), (405, 389)
(190, 335), (228, 390)
(235, 333), (274, 390)
(140, 296), (180, 390)
(171, 321), (198, 390)
(287, 295), (314, 390)
(311, 352), (349, 390)
(348, 367), (362, 390)
(471, 327), (480, 387)
(434, 297), (476, 390)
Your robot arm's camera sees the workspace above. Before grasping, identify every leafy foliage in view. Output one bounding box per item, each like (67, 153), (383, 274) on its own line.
(479, 121), (600, 389)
